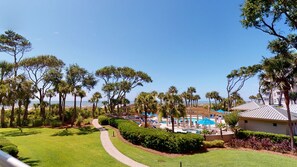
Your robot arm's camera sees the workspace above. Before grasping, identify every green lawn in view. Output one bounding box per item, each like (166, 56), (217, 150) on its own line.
(107, 127), (297, 167)
(0, 127), (125, 167)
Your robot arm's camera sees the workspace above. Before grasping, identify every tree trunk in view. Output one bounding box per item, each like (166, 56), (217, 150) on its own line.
(95, 101), (99, 115)
(227, 92), (231, 111)
(144, 109), (148, 128)
(258, 85), (265, 104)
(92, 103), (95, 118)
(284, 90), (295, 151)
(1, 106), (5, 128)
(278, 92), (283, 106)
(49, 97), (52, 114)
(39, 90), (46, 121)
(10, 104), (15, 127)
(23, 99), (29, 126)
(17, 101), (22, 127)
(58, 93), (62, 120)
(62, 97), (66, 125)
(72, 95), (77, 127)
(269, 89), (273, 105)
(171, 116), (175, 132)
(190, 100), (192, 127)
(80, 97), (82, 110)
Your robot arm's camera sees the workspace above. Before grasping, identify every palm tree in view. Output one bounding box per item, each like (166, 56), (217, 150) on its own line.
(205, 92), (212, 110)
(187, 87), (196, 127)
(193, 94), (201, 107)
(262, 53), (297, 151)
(46, 89), (56, 114)
(159, 86), (186, 132)
(89, 92), (102, 118)
(58, 80), (70, 123)
(102, 101), (108, 113)
(77, 89), (86, 110)
(135, 91), (158, 128)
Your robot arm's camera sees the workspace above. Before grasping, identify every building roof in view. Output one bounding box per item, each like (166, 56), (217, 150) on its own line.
(239, 105), (297, 121)
(231, 101), (263, 111)
(281, 104), (297, 113)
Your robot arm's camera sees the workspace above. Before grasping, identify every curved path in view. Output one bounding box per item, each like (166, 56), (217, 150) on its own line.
(92, 119), (148, 167)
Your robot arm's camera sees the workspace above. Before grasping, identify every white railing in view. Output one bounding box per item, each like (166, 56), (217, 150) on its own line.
(0, 150), (30, 167)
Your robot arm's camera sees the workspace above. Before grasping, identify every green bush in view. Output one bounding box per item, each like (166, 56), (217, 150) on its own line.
(203, 140), (224, 148)
(236, 130), (297, 144)
(32, 118), (43, 127)
(98, 115), (110, 125)
(224, 111), (239, 129)
(76, 115), (83, 127)
(0, 137), (19, 157)
(109, 118), (204, 153)
(2, 145), (19, 157)
(50, 120), (62, 128)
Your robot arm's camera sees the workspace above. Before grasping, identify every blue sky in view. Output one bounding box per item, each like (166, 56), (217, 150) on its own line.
(0, 0), (277, 101)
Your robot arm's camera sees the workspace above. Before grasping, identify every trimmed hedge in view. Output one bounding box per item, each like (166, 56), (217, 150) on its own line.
(108, 118), (204, 153)
(98, 115), (110, 125)
(203, 140), (224, 148)
(0, 137), (19, 157)
(236, 130), (297, 144)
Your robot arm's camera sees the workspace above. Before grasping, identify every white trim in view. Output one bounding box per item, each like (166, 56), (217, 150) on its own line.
(0, 150), (29, 167)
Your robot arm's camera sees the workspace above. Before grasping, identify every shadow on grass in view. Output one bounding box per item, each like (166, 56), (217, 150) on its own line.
(77, 127), (98, 135)
(51, 129), (73, 136)
(0, 130), (40, 137)
(18, 157), (40, 166)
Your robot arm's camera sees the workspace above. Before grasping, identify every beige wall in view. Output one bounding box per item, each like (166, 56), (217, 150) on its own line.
(205, 134), (234, 142)
(238, 119), (293, 135)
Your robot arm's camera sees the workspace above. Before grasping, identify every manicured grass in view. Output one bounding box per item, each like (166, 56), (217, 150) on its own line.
(0, 127), (126, 167)
(107, 127), (297, 167)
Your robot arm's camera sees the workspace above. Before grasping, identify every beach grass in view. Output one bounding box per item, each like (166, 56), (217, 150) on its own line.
(0, 128), (125, 167)
(107, 127), (297, 167)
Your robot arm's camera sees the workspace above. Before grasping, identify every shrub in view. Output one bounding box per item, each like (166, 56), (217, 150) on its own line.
(50, 120), (62, 128)
(224, 111), (239, 130)
(2, 145), (19, 157)
(109, 118), (204, 153)
(32, 118), (43, 127)
(228, 130), (297, 153)
(98, 115), (110, 125)
(236, 130), (297, 144)
(0, 137), (19, 157)
(203, 140), (224, 148)
(75, 115), (83, 127)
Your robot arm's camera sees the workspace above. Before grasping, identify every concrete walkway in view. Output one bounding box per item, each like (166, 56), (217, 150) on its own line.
(92, 119), (148, 167)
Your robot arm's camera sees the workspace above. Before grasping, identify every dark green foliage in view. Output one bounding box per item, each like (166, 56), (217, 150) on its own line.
(203, 140), (224, 148)
(50, 120), (62, 128)
(0, 137), (19, 157)
(109, 118), (204, 153)
(32, 118), (43, 127)
(2, 145), (19, 157)
(77, 127), (97, 135)
(236, 130), (297, 144)
(52, 129), (73, 136)
(98, 115), (110, 125)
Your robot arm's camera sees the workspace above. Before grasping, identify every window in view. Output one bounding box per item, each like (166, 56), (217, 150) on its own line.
(244, 120), (248, 123)
(273, 123), (277, 127)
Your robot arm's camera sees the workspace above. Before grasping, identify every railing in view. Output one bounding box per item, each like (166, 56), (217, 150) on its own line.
(0, 150), (29, 167)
